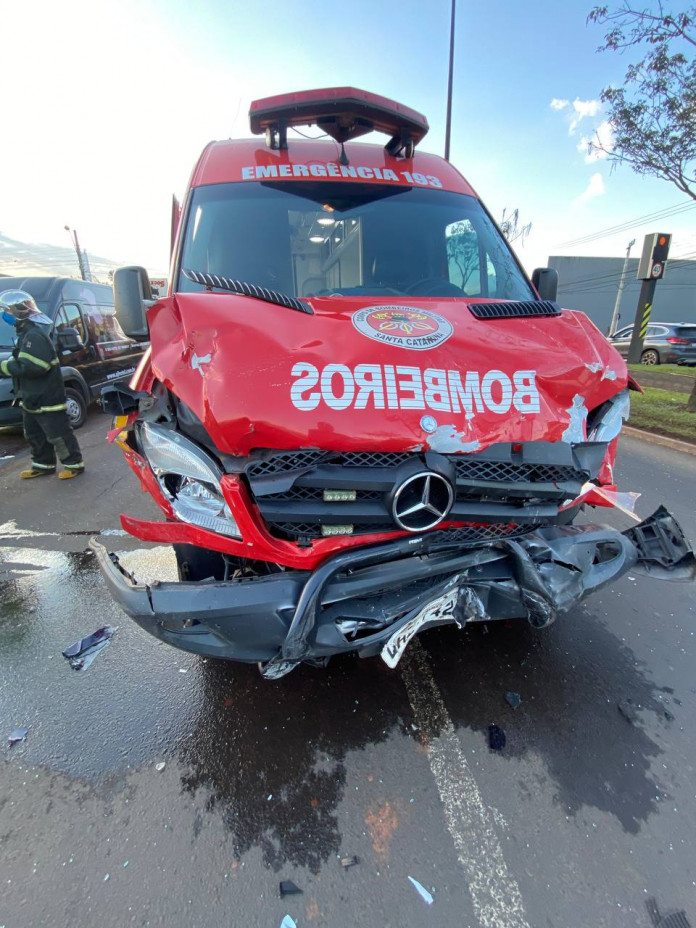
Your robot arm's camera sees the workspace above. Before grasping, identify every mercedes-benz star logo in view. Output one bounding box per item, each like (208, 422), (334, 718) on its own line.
(392, 471), (454, 532)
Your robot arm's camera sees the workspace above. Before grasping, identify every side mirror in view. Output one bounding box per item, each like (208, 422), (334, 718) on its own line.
(532, 267), (559, 302)
(57, 327), (84, 352)
(113, 266), (152, 338)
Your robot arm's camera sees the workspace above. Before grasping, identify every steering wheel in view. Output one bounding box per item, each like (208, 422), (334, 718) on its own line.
(406, 278), (464, 297)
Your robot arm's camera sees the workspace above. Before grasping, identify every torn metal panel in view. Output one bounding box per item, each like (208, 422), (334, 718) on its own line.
(425, 424), (481, 453)
(561, 395), (588, 443)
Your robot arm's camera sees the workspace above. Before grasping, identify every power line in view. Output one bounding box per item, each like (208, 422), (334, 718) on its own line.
(554, 201), (696, 249)
(557, 251), (696, 292)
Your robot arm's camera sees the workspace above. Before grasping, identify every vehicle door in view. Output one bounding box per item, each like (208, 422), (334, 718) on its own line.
(80, 302), (144, 391)
(608, 326), (633, 358)
(54, 302), (94, 374)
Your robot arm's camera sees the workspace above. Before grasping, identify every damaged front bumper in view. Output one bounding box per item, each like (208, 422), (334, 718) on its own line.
(90, 506), (695, 676)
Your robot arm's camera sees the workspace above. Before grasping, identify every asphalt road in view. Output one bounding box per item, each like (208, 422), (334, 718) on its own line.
(1, 415), (695, 928)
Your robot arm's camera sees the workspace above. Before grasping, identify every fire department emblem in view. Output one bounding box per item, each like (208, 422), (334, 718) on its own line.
(352, 306), (453, 350)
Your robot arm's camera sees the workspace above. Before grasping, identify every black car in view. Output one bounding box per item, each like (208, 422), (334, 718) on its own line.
(609, 321), (696, 366)
(0, 277), (148, 428)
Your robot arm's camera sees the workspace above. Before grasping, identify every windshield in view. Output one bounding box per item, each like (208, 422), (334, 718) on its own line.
(176, 182), (534, 301)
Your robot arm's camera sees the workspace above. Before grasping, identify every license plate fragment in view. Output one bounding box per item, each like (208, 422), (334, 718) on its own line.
(381, 589), (458, 669)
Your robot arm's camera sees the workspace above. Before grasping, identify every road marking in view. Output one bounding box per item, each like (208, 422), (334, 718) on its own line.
(401, 640), (531, 928)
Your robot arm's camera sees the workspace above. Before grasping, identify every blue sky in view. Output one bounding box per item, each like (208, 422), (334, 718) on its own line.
(2, 0), (694, 280)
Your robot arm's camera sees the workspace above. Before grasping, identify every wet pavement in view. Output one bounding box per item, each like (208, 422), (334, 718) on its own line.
(1, 417), (695, 928)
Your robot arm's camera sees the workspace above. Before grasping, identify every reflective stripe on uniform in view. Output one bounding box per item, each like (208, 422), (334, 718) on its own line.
(0, 359), (10, 376)
(20, 402), (68, 413)
(51, 358), (60, 366)
(63, 462), (85, 470)
(31, 462), (56, 470)
(17, 351), (51, 370)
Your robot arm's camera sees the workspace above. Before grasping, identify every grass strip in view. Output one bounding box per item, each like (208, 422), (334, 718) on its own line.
(628, 363), (696, 379)
(629, 386), (696, 443)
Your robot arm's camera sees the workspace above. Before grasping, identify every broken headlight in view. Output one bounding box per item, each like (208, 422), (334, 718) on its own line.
(139, 422), (241, 538)
(587, 388), (630, 443)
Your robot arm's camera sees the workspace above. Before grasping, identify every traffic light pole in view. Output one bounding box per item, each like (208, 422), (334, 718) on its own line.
(626, 232), (671, 364)
(627, 278), (657, 364)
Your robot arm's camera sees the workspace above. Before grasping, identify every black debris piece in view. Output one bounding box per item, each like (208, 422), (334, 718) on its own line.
(660, 914), (692, 928)
(8, 727), (29, 746)
(340, 856), (359, 869)
(618, 698), (639, 724)
(279, 881), (303, 898)
(504, 691), (521, 709)
(62, 626), (115, 670)
(646, 896), (692, 928)
(488, 724), (506, 751)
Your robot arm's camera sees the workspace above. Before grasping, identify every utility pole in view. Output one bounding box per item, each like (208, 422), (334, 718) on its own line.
(64, 225), (88, 281)
(608, 238), (635, 335)
(627, 233), (671, 364)
(444, 0), (456, 161)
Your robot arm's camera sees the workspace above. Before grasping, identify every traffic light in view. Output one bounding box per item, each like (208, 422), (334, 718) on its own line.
(637, 233), (671, 280)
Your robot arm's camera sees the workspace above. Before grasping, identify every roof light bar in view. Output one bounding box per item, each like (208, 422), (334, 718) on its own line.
(249, 87), (429, 158)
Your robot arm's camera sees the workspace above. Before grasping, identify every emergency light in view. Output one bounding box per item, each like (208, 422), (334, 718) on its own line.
(249, 87), (429, 159)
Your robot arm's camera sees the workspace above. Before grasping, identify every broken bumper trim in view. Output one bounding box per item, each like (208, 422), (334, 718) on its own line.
(90, 506), (694, 670)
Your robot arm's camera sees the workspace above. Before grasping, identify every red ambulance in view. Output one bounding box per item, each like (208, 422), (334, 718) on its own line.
(92, 88), (694, 677)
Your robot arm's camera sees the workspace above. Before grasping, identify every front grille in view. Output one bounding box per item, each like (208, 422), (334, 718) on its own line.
(245, 450), (411, 479)
(468, 300), (561, 319)
(243, 443), (599, 543)
(454, 458), (578, 485)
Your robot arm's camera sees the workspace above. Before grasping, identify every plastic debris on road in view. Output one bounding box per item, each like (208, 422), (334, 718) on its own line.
(505, 691), (521, 709)
(9, 727), (29, 746)
(62, 626), (115, 671)
(279, 880), (303, 898)
(408, 876), (434, 905)
(646, 896), (692, 927)
(340, 855), (359, 868)
(280, 916), (297, 928)
(488, 724), (506, 750)
(155, 762), (166, 772)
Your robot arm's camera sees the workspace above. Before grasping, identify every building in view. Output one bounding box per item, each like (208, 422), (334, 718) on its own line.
(549, 255), (696, 334)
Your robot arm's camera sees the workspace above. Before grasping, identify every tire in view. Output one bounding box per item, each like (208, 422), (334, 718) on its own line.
(641, 348), (660, 365)
(64, 386), (88, 429)
(173, 543), (281, 582)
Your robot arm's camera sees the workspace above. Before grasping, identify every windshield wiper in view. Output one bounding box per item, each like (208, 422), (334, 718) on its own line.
(182, 269), (313, 315)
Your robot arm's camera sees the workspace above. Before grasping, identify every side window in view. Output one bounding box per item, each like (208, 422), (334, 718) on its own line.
(650, 326), (667, 337)
(447, 220), (479, 293)
(55, 303), (86, 342)
(613, 327), (631, 339)
(445, 220), (499, 297)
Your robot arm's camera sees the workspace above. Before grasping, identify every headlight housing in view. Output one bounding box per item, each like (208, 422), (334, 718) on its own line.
(587, 388), (630, 443)
(138, 422), (241, 538)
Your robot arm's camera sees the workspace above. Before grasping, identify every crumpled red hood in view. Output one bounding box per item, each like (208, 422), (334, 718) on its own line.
(145, 293), (627, 456)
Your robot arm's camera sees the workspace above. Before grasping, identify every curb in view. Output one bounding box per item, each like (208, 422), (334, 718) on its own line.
(622, 426), (696, 457)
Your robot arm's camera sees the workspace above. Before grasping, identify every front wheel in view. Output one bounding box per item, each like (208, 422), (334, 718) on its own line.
(64, 387), (88, 429)
(641, 348), (660, 365)
(173, 543), (282, 581)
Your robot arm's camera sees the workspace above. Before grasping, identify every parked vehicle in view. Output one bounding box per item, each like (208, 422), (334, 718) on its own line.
(609, 322), (696, 365)
(91, 87), (694, 678)
(0, 277), (147, 428)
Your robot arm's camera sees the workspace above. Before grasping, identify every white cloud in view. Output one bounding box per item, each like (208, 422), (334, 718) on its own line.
(578, 120), (615, 162)
(568, 98), (602, 134)
(550, 98), (569, 111)
(575, 173), (606, 204)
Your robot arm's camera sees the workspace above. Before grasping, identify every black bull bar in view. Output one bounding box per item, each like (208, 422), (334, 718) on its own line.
(90, 506), (695, 678)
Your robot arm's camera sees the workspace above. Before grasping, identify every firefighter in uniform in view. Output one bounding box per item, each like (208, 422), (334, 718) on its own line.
(0, 290), (85, 480)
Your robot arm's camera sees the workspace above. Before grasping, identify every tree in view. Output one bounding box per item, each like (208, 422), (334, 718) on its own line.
(587, 3), (696, 200)
(499, 208), (532, 246)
